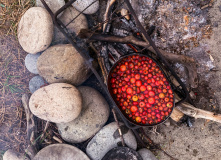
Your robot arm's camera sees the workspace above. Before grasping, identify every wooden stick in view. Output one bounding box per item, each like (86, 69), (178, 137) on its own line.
(53, 136), (63, 143)
(22, 94), (37, 159)
(112, 108), (125, 146)
(90, 43), (108, 84)
(103, 0), (116, 33)
(170, 108), (184, 122)
(176, 101), (221, 123)
(170, 96), (221, 123)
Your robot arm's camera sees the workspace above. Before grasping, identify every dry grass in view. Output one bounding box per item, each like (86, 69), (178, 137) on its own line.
(0, 0), (36, 153)
(0, 34), (33, 153)
(0, 0), (35, 36)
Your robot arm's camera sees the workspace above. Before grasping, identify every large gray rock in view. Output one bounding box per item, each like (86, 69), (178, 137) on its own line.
(36, 0), (65, 17)
(138, 148), (158, 160)
(29, 83), (82, 123)
(29, 76), (46, 93)
(86, 122), (137, 160)
(25, 53), (41, 74)
(72, 0), (99, 15)
(57, 86), (110, 143)
(33, 144), (90, 160)
(18, 7), (53, 54)
(37, 44), (91, 86)
(53, 6), (88, 43)
(3, 149), (29, 160)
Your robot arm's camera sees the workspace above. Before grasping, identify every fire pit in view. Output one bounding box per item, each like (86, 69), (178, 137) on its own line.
(39, 0), (191, 129)
(13, 0), (221, 159)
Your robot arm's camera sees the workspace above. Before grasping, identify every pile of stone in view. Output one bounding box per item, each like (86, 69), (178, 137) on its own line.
(3, 0), (158, 160)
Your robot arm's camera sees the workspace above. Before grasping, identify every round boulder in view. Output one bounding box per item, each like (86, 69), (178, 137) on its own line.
(3, 149), (30, 160)
(33, 144), (90, 160)
(37, 44), (91, 86)
(86, 122), (137, 160)
(18, 7), (53, 54)
(57, 86), (110, 143)
(72, 0), (99, 14)
(36, 0), (65, 17)
(29, 83), (82, 123)
(25, 53), (41, 74)
(53, 6), (88, 43)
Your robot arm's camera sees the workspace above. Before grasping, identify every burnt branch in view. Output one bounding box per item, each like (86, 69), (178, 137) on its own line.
(79, 29), (198, 88)
(79, 30), (195, 64)
(90, 43), (108, 84)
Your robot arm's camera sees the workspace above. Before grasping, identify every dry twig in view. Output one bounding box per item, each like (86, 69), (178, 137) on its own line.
(22, 94), (37, 159)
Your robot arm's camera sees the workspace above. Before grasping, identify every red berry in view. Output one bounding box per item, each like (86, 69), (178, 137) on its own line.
(159, 93), (165, 99)
(129, 62), (134, 68)
(120, 65), (127, 72)
(167, 102), (173, 108)
(136, 80), (142, 87)
(139, 102), (145, 107)
(140, 85), (146, 92)
(147, 85), (152, 91)
(148, 91), (155, 97)
(126, 88), (133, 94)
(131, 106), (138, 112)
(135, 117), (141, 123)
(132, 95), (138, 101)
(135, 74), (140, 79)
(113, 89), (117, 94)
(148, 97), (155, 104)
(130, 78), (136, 83)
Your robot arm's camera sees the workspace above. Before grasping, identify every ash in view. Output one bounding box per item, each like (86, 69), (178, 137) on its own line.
(133, 0), (210, 54)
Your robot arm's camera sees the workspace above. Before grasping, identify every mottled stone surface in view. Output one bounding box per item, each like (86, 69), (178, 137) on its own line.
(37, 44), (91, 85)
(57, 86), (109, 143)
(86, 122), (137, 160)
(29, 83), (82, 123)
(72, 0), (99, 14)
(53, 6), (88, 43)
(36, 0), (65, 17)
(33, 144), (90, 160)
(3, 150), (30, 160)
(18, 7), (53, 54)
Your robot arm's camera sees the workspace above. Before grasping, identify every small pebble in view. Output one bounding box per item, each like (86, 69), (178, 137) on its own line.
(29, 76), (46, 93)
(25, 53), (41, 74)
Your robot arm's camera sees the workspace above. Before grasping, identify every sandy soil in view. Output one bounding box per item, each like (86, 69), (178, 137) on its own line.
(147, 0), (221, 159)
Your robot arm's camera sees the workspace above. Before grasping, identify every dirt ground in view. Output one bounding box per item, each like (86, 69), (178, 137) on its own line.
(0, 0), (221, 160)
(147, 0), (221, 160)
